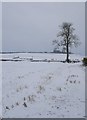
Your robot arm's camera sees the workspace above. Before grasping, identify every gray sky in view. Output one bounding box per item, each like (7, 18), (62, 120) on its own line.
(0, 2), (2, 52)
(2, 2), (85, 55)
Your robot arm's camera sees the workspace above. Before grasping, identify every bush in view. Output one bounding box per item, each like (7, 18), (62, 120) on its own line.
(82, 57), (87, 66)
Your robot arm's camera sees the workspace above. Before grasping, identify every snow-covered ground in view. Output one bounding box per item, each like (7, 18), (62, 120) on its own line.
(0, 54), (2, 119)
(1, 53), (85, 118)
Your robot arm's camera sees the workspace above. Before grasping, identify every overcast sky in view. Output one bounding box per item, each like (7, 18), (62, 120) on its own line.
(2, 2), (85, 55)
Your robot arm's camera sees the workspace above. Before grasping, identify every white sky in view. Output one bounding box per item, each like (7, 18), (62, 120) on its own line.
(0, 0), (86, 2)
(2, 2), (85, 55)
(0, 2), (2, 52)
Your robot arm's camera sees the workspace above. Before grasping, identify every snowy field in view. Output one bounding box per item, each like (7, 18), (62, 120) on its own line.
(1, 53), (85, 118)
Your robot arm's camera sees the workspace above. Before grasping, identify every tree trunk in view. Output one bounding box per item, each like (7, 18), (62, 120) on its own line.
(66, 40), (69, 63)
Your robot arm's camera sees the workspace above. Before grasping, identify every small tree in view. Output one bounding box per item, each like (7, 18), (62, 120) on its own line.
(53, 22), (80, 63)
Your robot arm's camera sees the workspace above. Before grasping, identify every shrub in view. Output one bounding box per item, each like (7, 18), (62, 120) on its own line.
(82, 57), (87, 66)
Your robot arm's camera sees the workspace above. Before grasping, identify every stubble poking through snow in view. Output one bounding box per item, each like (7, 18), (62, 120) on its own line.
(1, 53), (85, 118)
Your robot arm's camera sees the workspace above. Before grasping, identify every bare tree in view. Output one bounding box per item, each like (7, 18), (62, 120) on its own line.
(53, 22), (80, 63)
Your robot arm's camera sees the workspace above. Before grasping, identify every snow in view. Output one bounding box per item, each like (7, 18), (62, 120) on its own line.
(1, 53), (85, 118)
(0, 56), (2, 119)
(1, 53), (83, 61)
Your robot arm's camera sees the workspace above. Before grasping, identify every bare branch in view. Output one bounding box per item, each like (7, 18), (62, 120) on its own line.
(52, 22), (80, 61)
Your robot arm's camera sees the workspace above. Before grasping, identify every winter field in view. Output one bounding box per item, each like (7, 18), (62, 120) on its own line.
(0, 53), (85, 118)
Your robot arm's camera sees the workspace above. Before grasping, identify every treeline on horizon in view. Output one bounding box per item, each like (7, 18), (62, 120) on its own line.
(0, 51), (72, 54)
